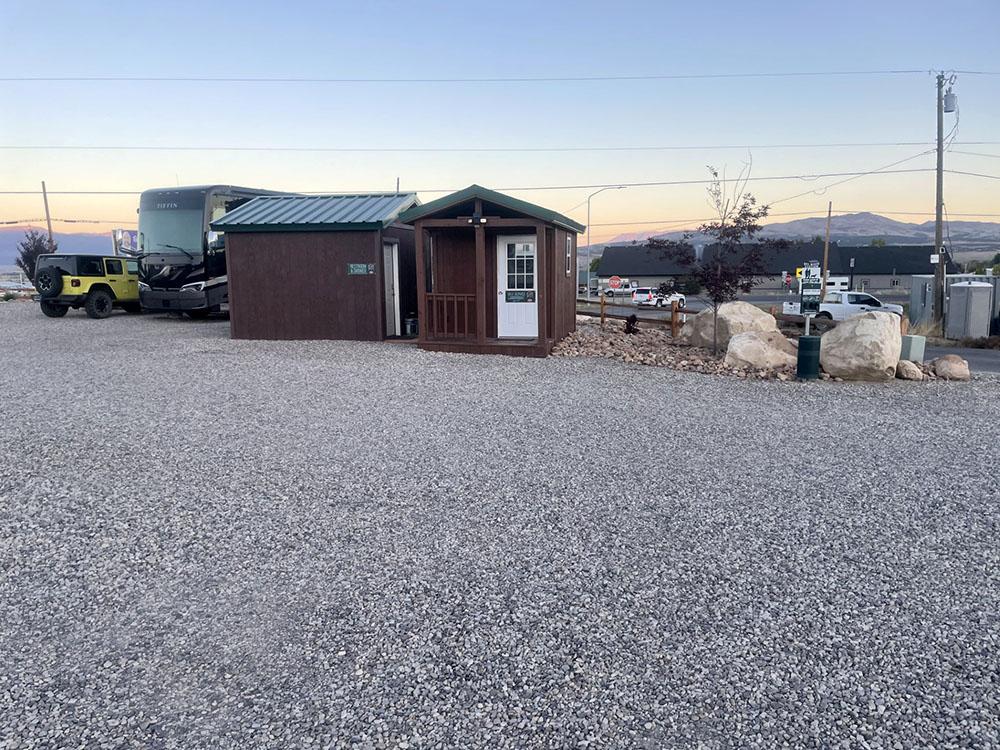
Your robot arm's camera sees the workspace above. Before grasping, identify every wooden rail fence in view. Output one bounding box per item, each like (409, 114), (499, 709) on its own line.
(426, 293), (477, 339)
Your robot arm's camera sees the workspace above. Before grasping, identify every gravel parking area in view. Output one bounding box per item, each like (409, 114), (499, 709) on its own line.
(1, 301), (998, 749)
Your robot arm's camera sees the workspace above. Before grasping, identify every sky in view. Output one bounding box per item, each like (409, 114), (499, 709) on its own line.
(1, 0), (998, 246)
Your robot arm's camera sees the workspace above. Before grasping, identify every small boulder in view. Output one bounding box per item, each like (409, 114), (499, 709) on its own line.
(819, 312), (902, 381)
(932, 354), (971, 381)
(725, 331), (797, 370)
(895, 360), (924, 381)
(680, 301), (778, 349)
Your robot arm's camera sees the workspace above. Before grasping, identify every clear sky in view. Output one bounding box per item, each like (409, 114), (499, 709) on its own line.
(1, 0), (998, 244)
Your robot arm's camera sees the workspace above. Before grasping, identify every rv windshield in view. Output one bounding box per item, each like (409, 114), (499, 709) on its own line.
(140, 208), (204, 256)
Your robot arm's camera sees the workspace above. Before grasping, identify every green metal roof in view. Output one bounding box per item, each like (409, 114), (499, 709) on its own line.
(211, 193), (419, 232)
(397, 185), (586, 233)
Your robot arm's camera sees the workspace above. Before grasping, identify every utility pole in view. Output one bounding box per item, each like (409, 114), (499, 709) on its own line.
(934, 72), (946, 330)
(41, 181), (54, 250)
(932, 72), (958, 329)
(821, 201), (832, 298)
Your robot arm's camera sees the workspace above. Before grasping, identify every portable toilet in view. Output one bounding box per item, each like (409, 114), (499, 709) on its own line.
(946, 282), (993, 340)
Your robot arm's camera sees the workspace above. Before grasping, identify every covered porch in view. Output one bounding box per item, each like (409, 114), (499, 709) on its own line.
(398, 185), (584, 358)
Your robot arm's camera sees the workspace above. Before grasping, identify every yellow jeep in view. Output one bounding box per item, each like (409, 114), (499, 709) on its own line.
(34, 254), (141, 319)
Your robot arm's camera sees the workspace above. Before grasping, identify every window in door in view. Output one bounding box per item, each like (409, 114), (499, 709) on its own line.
(105, 258), (123, 275)
(125, 260), (139, 274)
(506, 243), (534, 290)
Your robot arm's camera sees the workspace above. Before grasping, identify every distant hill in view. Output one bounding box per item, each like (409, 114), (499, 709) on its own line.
(599, 211), (1000, 252)
(0, 227), (112, 265)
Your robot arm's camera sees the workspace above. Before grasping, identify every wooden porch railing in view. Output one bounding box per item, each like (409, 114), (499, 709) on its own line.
(426, 293), (477, 339)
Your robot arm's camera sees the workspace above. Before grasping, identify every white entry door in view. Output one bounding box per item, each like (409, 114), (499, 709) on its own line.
(383, 241), (400, 337)
(497, 235), (538, 338)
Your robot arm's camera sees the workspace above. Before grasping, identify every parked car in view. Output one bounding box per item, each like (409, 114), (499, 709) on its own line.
(782, 291), (903, 320)
(33, 254), (142, 319)
(631, 287), (687, 308)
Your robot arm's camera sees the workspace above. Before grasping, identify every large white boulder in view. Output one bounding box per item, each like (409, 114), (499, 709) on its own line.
(680, 301), (778, 350)
(819, 312), (901, 381)
(725, 331), (797, 370)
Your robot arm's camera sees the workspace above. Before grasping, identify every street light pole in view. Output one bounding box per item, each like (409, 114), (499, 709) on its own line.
(585, 185), (625, 300)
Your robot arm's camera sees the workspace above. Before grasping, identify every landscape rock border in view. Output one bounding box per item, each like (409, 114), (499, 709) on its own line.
(556, 316), (972, 384)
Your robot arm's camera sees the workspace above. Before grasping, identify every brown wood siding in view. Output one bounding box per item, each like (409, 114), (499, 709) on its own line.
(227, 230), (383, 341)
(429, 229), (476, 294)
(550, 228), (578, 341)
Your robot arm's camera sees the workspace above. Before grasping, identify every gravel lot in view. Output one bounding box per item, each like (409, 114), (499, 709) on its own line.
(1, 301), (998, 749)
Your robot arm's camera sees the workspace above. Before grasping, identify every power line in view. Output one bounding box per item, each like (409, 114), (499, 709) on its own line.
(0, 69), (949, 84)
(946, 168), (1000, 180)
(0, 217), (137, 225)
(7, 140), (997, 154)
(0, 167), (937, 197)
(950, 150), (1000, 159)
(769, 150), (936, 205)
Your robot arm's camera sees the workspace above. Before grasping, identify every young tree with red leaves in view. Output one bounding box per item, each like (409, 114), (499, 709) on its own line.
(648, 165), (781, 356)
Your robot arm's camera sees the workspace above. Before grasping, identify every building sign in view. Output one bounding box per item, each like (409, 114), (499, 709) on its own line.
(930, 253), (940, 265)
(505, 291), (536, 303)
(800, 260), (822, 315)
(347, 263), (376, 275)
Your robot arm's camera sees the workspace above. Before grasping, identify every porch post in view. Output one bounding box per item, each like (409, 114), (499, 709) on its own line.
(415, 222), (427, 343)
(475, 198), (487, 343)
(536, 222), (548, 343)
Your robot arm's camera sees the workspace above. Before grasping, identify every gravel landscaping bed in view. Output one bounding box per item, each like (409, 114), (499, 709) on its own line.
(1, 302), (998, 749)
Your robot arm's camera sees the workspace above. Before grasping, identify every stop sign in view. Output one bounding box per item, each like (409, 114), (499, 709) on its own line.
(608, 275), (622, 289)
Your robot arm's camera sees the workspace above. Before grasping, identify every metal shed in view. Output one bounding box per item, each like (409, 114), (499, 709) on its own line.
(211, 193), (419, 341)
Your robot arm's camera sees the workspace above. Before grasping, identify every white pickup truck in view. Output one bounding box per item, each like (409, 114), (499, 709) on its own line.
(783, 291), (904, 320)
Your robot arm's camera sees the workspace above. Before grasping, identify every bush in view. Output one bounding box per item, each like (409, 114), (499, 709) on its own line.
(2, 292), (16, 302)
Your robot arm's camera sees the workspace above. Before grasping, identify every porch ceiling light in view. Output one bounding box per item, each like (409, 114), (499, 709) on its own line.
(468, 213), (486, 225)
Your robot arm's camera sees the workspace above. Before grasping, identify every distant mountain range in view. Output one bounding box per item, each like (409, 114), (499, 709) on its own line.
(602, 212), (1000, 252)
(0, 227), (113, 266)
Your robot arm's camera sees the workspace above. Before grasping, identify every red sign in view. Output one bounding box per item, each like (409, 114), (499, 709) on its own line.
(608, 275), (622, 289)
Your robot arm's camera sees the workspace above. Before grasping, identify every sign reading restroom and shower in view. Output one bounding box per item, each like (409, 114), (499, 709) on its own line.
(347, 263), (376, 275)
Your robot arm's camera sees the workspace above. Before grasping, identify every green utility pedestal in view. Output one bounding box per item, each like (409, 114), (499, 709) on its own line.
(797, 335), (821, 380)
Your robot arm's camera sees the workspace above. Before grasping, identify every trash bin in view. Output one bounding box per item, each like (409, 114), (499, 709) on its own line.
(796, 335), (821, 380)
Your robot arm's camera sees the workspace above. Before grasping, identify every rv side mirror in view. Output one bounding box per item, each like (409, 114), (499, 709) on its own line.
(206, 231), (225, 252)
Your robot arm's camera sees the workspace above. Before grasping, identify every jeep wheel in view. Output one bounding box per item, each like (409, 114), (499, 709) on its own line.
(85, 289), (114, 319)
(40, 300), (69, 318)
(34, 267), (63, 298)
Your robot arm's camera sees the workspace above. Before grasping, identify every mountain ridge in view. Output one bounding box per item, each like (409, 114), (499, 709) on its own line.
(602, 211), (1000, 250)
